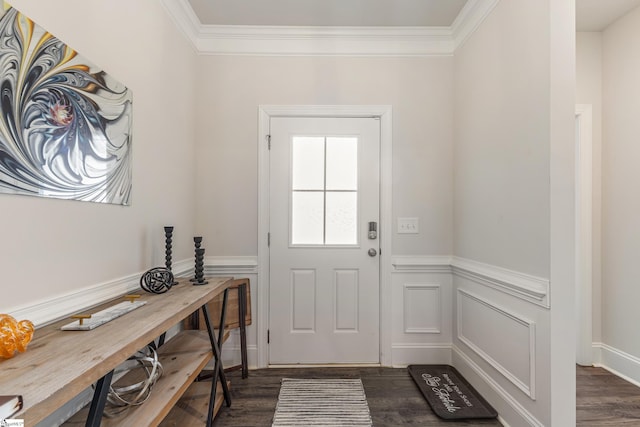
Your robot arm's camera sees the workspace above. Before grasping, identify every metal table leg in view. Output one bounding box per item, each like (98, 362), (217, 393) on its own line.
(201, 288), (232, 426)
(85, 369), (114, 427)
(238, 282), (248, 379)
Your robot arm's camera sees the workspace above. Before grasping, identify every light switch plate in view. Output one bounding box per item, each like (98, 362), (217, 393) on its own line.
(397, 217), (419, 234)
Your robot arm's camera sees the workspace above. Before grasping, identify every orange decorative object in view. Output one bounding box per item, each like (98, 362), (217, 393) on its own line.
(0, 314), (35, 359)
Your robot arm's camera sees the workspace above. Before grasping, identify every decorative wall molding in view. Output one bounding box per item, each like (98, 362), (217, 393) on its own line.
(593, 342), (640, 389)
(457, 289), (537, 399)
(452, 257), (549, 308)
(8, 259), (192, 327)
(403, 284), (441, 334)
(203, 256), (259, 274)
(392, 255), (549, 307)
(392, 255), (453, 273)
(453, 346), (544, 427)
(161, 0), (499, 56)
(195, 26), (454, 57)
(160, 0), (200, 51)
(451, 0), (500, 51)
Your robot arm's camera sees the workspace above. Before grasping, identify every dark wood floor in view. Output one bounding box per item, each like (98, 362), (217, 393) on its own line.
(577, 365), (640, 426)
(211, 365), (640, 426)
(212, 367), (502, 426)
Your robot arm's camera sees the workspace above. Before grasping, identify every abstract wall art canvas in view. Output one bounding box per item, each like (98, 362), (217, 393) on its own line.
(0, 3), (132, 205)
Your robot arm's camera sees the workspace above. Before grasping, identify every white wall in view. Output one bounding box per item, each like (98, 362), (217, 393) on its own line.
(452, 1), (575, 425)
(195, 55), (455, 366)
(0, 0), (198, 319)
(576, 31), (603, 346)
(195, 55), (454, 258)
(599, 5), (640, 376)
(0, 2), (582, 425)
(453, 0), (550, 279)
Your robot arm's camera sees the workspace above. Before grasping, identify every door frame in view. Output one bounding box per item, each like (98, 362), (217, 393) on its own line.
(257, 105), (393, 368)
(575, 104), (593, 366)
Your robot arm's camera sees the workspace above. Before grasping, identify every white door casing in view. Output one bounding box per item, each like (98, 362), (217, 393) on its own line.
(257, 105), (392, 369)
(268, 116), (380, 364)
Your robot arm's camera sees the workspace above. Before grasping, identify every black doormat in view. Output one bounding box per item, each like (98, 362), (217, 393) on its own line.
(408, 364), (498, 420)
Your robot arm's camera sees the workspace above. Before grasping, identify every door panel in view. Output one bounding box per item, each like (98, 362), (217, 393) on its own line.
(269, 117), (380, 364)
(335, 269), (359, 331)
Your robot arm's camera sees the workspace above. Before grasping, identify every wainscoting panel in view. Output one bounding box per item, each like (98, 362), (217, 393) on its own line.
(457, 289), (536, 399)
(390, 257), (452, 366)
(403, 284), (441, 334)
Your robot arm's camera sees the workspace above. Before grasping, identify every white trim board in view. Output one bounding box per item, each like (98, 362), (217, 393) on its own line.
(7, 256), (259, 328)
(392, 255), (453, 273)
(160, 0), (499, 56)
(593, 342), (640, 388)
(390, 343), (452, 367)
(452, 257), (549, 308)
(390, 255), (549, 306)
(7, 259), (192, 327)
(203, 256), (258, 274)
(575, 104), (593, 366)
(453, 345), (544, 427)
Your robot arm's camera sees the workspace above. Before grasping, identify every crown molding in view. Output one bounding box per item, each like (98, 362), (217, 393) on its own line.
(195, 25), (453, 57)
(160, 0), (201, 52)
(451, 0), (500, 51)
(162, 0), (499, 56)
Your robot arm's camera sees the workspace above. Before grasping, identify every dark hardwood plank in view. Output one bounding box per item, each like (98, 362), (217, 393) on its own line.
(211, 367), (503, 426)
(577, 365), (640, 426)
(208, 365), (640, 426)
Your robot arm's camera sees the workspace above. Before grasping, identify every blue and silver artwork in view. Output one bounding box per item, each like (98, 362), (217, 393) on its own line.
(0, 3), (132, 205)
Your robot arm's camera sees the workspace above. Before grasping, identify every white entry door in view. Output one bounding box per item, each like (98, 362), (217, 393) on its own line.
(269, 117), (380, 364)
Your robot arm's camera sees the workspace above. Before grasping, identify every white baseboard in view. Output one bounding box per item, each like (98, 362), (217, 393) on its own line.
(452, 345), (544, 427)
(390, 343), (452, 367)
(593, 342), (640, 388)
(221, 345), (259, 370)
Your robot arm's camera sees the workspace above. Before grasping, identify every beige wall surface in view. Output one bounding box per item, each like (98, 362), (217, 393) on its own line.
(602, 6), (640, 357)
(195, 55), (454, 257)
(576, 32), (603, 343)
(453, 0), (551, 278)
(452, 0), (575, 425)
(0, 0), (198, 312)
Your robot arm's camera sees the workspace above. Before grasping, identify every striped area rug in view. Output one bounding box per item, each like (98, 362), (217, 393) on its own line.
(272, 378), (373, 426)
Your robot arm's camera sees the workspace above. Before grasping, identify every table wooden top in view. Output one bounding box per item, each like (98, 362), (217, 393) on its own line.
(0, 276), (233, 425)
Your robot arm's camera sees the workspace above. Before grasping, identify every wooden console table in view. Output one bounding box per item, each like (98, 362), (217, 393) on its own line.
(0, 276), (236, 426)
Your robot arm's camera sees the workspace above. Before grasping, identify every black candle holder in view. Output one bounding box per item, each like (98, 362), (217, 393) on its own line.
(164, 226), (179, 286)
(190, 236), (203, 283)
(192, 248), (208, 285)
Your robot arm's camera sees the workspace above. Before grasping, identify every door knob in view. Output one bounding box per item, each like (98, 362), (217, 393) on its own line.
(368, 248), (377, 257)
